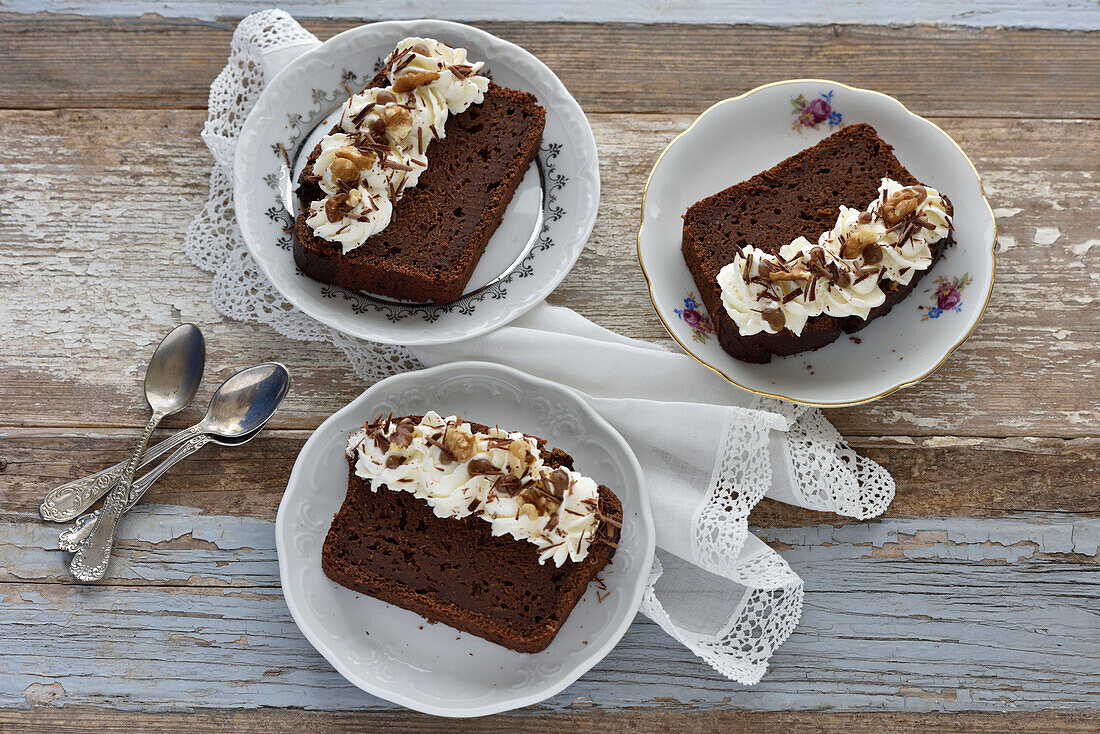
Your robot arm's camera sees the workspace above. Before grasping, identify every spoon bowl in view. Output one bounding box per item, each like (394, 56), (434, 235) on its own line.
(145, 323), (205, 417)
(200, 363), (291, 439)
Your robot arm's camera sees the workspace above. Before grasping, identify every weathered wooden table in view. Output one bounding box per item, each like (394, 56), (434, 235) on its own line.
(1, 3), (1097, 731)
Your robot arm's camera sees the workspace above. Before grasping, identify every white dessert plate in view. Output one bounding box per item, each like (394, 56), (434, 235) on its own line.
(638, 79), (996, 406)
(235, 20), (599, 345)
(276, 361), (654, 717)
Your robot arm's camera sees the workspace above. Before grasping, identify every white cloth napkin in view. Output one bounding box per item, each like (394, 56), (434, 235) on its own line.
(185, 9), (896, 685)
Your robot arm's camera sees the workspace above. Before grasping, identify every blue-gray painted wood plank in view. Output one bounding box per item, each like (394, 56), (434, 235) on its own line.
(3, 505), (1095, 712)
(4, 1), (1099, 30)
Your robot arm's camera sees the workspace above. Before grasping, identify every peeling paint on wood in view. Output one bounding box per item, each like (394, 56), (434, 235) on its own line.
(1, 20), (1099, 117)
(0, 505), (1095, 712)
(4, 1), (1099, 30)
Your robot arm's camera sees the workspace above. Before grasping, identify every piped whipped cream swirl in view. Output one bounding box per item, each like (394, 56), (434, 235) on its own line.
(716, 178), (952, 336)
(346, 412), (612, 567)
(306, 38), (490, 253)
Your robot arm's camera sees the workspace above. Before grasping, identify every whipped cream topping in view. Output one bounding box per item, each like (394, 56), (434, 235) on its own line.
(305, 38), (490, 253)
(716, 178), (952, 336)
(346, 412), (613, 567)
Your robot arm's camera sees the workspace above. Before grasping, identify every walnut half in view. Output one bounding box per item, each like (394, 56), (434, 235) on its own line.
(883, 187), (926, 226)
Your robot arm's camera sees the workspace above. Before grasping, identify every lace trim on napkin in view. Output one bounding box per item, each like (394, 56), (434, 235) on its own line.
(640, 549), (804, 685)
(751, 396), (895, 519)
(692, 407), (787, 577)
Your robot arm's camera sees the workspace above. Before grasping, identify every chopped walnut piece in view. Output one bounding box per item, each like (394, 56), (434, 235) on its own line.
(840, 226), (879, 259)
(334, 145), (376, 171)
(882, 187), (925, 226)
(767, 267), (810, 282)
(380, 105), (414, 141)
(324, 193), (349, 222)
(443, 425), (477, 462)
(393, 71), (439, 93)
(329, 157), (359, 183)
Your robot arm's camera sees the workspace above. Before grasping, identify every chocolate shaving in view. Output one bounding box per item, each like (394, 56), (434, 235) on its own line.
(596, 511), (623, 529)
(782, 287), (804, 303)
(381, 158), (415, 171)
(467, 458), (501, 475)
(350, 102), (376, 128)
(423, 433), (455, 462)
(447, 63), (475, 80)
(391, 421), (415, 449)
(492, 474), (522, 496)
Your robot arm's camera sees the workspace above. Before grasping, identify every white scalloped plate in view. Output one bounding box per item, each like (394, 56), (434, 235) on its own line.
(638, 80), (996, 406)
(276, 362), (654, 717)
(235, 20), (599, 345)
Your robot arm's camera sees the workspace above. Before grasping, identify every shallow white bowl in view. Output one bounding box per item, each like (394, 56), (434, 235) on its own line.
(235, 20), (599, 345)
(276, 362), (654, 717)
(638, 79), (996, 406)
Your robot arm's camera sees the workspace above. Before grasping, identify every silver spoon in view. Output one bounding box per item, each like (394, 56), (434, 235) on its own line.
(42, 362), (290, 522)
(57, 425), (267, 552)
(69, 324), (205, 582)
(58, 363), (290, 551)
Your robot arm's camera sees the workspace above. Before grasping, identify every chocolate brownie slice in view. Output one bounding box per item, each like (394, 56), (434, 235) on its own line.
(322, 419), (622, 654)
(681, 123), (955, 363)
(295, 68), (546, 304)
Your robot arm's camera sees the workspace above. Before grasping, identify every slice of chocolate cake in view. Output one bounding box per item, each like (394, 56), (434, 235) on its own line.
(295, 38), (546, 304)
(681, 123), (955, 363)
(322, 413), (622, 654)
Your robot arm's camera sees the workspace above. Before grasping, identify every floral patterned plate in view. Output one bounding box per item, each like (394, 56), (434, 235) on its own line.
(276, 361), (653, 717)
(638, 79), (996, 406)
(235, 20), (599, 345)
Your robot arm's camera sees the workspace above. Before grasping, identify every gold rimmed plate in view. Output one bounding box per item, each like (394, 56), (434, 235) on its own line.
(637, 79), (996, 406)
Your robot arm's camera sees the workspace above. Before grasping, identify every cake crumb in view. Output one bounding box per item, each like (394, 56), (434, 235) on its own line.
(850, 336), (862, 344)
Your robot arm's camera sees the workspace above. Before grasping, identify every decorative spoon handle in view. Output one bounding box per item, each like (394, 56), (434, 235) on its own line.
(58, 434), (212, 552)
(69, 411), (165, 582)
(40, 425), (201, 522)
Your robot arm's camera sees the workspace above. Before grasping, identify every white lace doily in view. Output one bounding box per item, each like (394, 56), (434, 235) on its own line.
(185, 10), (895, 687)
